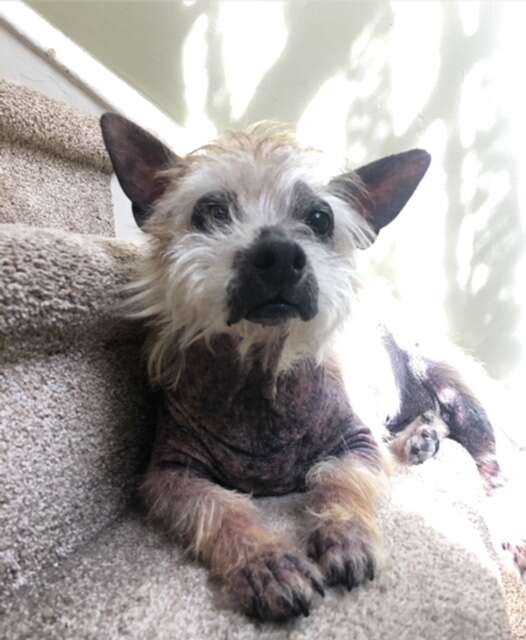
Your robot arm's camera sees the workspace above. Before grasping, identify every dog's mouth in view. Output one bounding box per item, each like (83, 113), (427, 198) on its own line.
(226, 270), (319, 328)
(244, 297), (299, 326)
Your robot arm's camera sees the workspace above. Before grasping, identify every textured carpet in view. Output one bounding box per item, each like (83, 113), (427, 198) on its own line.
(504, 572), (526, 640)
(0, 445), (513, 640)
(0, 79), (114, 235)
(0, 225), (150, 605)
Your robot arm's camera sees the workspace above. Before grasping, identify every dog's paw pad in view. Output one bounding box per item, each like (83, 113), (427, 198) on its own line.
(227, 549), (324, 622)
(405, 424), (441, 465)
(307, 523), (376, 590)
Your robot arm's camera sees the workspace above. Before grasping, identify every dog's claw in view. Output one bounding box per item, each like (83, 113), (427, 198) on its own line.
(327, 564), (339, 586)
(312, 576), (325, 597)
(367, 558), (375, 581)
(345, 563), (355, 591)
(294, 594), (310, 617)
(251, 595), (267, 621)
(279, 596), (293, 617)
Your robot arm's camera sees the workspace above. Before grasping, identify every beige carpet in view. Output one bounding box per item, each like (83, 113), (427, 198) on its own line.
(504, 572), (526, 639)
(0, 78), (114, 235)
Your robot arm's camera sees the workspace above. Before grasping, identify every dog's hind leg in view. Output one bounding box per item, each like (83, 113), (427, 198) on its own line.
(418, 358), (504, 493)
(417, 358), (526, 581)
(141, 465), (324, 621)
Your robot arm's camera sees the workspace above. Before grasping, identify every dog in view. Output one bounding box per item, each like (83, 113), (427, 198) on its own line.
(100, 114), (525, 622)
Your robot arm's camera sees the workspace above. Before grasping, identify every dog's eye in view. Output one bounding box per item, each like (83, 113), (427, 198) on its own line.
(192, 196), (231, 231)
(306, 208), (333, 238)
(205, 202), (227, 221)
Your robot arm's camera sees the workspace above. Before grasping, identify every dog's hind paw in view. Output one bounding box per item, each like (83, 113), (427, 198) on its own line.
(503, 540), (526, 582)
(405, 426), (441, 465)
(388, 412), (449, 466)
(307, 521), (377, 591)
(227, 549), (324, 622)
(477, 455), (507, 495)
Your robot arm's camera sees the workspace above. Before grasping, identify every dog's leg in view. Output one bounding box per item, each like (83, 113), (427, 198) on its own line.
(421, 359), (504, 492)
(141, 466), (324, 621)
(421, 359), (526, 581)
(305, 444), (389, 590)
(388, 411), (449, 465)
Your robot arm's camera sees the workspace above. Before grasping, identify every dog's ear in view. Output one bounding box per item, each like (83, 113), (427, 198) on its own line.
(100, 113), (178, 227)
(330, 149), (431, 239)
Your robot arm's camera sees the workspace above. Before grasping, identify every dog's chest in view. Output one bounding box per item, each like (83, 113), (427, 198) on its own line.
(156, 336), (359, 495)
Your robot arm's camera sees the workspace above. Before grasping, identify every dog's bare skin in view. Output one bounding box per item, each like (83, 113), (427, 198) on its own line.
(99, 114), (525, 620)
(149, 335), (380, 496)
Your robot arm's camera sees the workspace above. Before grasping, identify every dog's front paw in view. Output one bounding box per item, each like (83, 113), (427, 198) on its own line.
(227, 549), (325, 622)
(307, 522), (376, 591)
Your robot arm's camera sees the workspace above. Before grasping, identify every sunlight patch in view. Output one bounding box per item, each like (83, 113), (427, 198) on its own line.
(388, 2), (442, 137)
(297, 73), (355, 172)
(395, 119), (449, 337)
(183, 14), (216, 145)
(470, 263), (489, 296)
(458, 1), (480, 37)
(218, 2), (287, 120)
(459, 59), (499, 149)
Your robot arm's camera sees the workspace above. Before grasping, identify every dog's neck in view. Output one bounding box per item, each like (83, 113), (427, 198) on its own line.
(157, 331), (358, 496)
(174, 332), (293, 400)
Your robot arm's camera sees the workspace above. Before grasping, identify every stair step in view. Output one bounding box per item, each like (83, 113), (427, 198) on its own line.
(0, 78), (114, 235)
(0, 225), (150, 602)
(0, 453), (510, 640)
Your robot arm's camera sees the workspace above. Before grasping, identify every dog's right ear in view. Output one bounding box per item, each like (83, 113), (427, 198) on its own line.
(100, 113), (178, 227)
(329, 149), (431, 243)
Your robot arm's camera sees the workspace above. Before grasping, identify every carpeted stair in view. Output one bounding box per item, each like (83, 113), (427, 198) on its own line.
(0, 78), (523, 639)
(0, 79), (113, 235)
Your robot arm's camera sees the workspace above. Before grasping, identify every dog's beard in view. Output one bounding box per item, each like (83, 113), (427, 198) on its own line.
(124, 228), (358, 386)
(124, 182), (365, 384)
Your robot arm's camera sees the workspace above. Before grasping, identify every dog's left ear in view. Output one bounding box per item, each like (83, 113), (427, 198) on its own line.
(100, 113), (179, 227)
(329, 149), (431, 238)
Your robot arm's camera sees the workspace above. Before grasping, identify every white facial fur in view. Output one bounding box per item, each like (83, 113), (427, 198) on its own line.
(124, 124), (374, 384)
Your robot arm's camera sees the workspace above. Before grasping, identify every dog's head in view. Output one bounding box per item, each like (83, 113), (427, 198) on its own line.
(101, 114), (430, 377)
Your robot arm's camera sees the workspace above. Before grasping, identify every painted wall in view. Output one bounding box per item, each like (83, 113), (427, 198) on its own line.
(0, 19), (105, 115)
(17, 1), (526, 434)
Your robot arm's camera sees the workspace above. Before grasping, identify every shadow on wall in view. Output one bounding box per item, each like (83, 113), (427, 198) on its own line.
(31, 0), (525, 386)
(213, 0), (523, 385)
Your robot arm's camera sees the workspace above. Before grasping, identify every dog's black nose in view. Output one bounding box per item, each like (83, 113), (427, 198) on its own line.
(252, 235), (306, 287)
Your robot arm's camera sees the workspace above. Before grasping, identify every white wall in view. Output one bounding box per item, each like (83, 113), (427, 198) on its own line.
(0, 20), (104, 115)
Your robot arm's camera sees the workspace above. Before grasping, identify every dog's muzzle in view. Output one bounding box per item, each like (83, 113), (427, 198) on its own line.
(227, 227), (319, 327)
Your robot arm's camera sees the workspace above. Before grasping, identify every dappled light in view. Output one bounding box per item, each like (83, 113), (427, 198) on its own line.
(183, 13), (215, 144)
(388, 2), (443, 137)
(170, 0), (526, 442)
(218, 2), (287, 121)
(26, 0), (524, 442)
